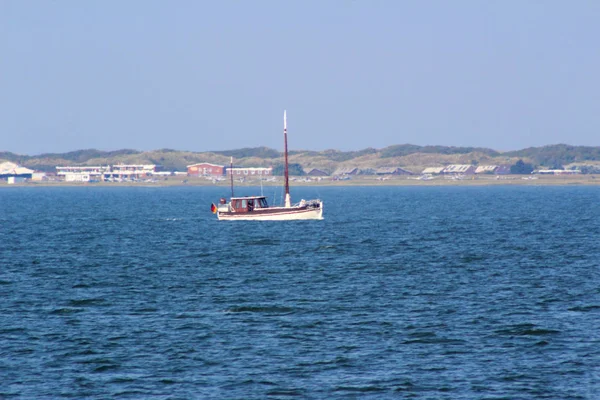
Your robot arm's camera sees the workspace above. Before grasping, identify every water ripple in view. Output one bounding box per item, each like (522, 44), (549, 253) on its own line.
(1, 186), (599, 398)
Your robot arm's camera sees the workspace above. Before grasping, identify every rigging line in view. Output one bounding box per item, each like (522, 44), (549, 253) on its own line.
(275, 182), (283, 207)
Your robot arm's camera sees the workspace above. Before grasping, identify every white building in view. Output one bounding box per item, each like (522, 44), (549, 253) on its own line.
(56, 164), (160, 181)
(227, 167), (272, 176)
(7, 176), (27, 184)
(110, 164), (159, 178)
(31, 172), (48, 181)
(0, 162), (34, 179)
(536, 169), (582, 175)
(56, 166), (109, 181)
(65, 174), (92, 182)
(421, 167), (445, 175)
(475, 165), (498, 174)
(475, 165), (511, 175)
(56, 166), (109, 174)
(443, 165), (476, 175)
(333, 167), (361, 176)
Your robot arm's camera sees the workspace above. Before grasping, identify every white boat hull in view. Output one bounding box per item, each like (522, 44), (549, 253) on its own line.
(217, 202), (323, 221)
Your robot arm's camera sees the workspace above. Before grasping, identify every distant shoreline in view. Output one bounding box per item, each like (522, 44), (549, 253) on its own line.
(2, 175), (599, 187)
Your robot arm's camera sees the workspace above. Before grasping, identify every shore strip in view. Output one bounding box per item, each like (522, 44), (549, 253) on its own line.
(2, 175), (599, 187)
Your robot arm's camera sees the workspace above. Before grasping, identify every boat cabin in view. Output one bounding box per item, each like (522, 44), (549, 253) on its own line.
(229, 196), (269, 212)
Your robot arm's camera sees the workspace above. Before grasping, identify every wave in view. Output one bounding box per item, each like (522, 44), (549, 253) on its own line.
(225, 305), (297, 314)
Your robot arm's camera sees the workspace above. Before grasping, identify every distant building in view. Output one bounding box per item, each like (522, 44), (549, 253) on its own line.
(443, 165), (476, 175)
(536, 169), (581, 175)
(422, 167), (445, 175)
(187, 163), (225, 176)
(475, 165), (511, 175)
(31, 172), (48, 181)
(0, 162), (34, 179)
(495, 165), (511, 175)
(56, 166), (110, 182)
(475, 165), (497, 174)
(110, 164), (159, 178)
(67, 174), (93, 182)
(226, 167), (272, 176)
(7, 176), (27, 184)
(56, 164), (160, 181)
(333, 167), (360, 176)
(306, 168), (329, 177)
(375, 167), (414, 175)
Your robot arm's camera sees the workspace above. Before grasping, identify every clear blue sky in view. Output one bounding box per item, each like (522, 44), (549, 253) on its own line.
(1, 1), (599, 155)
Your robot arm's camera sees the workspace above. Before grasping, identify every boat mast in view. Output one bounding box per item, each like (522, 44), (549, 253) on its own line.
(229, 156), (234, 198)
(283, 110), (291, 207)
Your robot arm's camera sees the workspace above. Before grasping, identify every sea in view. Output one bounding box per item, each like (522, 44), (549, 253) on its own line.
(1, 185), (599, 399)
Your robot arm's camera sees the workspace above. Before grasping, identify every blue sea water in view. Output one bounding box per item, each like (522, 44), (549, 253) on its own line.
(1, 185), (599, 399)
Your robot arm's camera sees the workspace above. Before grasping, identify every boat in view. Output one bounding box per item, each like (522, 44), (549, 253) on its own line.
(212, 111), (323, 221)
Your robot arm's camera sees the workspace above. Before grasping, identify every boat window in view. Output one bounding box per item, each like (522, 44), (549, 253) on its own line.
(260, 198), (268, 208)
(241, 199), (247, 209)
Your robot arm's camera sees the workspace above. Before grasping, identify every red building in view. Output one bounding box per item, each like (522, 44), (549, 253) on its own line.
(187, 163), (225, 176)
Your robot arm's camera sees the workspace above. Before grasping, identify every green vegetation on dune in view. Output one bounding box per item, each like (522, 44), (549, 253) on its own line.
(272, 163), (306, 176)
(212, 147), (281, 159)
(0, 149), (142, 171)
(380, 144), (500, 158)
(38, 149), (142, 162)
(2, 144), (600, 173)
(510, 159), (534, 174)
(504, 144), (600, 168)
